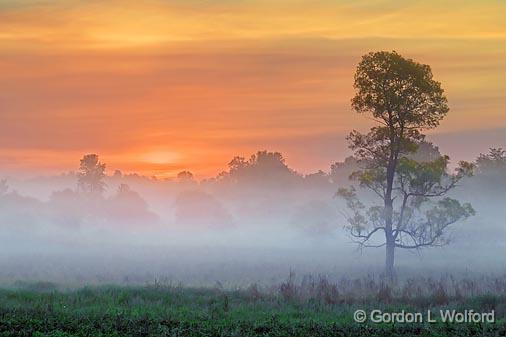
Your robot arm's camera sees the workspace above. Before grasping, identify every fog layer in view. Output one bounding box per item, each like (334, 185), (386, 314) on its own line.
(1, 149), (505, 286)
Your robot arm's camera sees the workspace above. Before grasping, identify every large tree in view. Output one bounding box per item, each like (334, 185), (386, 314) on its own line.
(337, 51), (474, 280)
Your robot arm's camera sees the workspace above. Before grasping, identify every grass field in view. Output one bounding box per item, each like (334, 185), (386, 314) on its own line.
(1, 277), (505, 337)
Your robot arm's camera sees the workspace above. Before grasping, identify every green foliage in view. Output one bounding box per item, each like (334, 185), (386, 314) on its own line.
(352, 51), (448, 129)
(339, 51), (475, 263)
(0, 285), (504, 336)
(397, 156), (474, 197)
(340, 153), (475, 249)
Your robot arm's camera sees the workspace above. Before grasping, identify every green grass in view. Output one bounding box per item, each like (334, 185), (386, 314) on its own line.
(0, 283), (505, 336)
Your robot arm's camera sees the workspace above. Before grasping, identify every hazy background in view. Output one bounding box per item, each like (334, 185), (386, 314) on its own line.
(1, 148), (505, 287)
(0, 0), (505, 287)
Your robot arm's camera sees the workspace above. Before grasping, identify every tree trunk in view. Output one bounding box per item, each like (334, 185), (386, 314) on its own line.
(385, 236), (395, 281)
(384, 122), (399, 282)
(384, 149), (396, 282)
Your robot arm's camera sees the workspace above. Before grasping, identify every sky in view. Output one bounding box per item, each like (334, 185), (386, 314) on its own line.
(1, 0), (505, 178)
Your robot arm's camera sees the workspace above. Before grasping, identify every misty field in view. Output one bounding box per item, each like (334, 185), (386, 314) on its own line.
(1, 23), (506, 337)
(1, 275), (506, 337)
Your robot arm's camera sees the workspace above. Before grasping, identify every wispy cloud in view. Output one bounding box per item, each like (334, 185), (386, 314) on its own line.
(0, 1), (505, 177)
(1, 0), (505, 50)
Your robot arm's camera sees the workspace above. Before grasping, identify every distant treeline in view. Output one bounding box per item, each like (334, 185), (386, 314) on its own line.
(0, 145), (504, 234)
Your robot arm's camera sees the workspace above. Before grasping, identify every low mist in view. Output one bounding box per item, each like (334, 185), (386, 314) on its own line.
(1, 148), (505, 287)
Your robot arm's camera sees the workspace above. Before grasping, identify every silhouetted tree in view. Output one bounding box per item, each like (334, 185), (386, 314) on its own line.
(476, 148), (506, 175)
(113, 170), (123, 178)
(220, 150), (300, 186)
(304, 170), (330, 188)
(77, 154), (106, 195)
(330, 156), (360, 185)
(228, 156), (248, 174)
(337, 51), (474, 280)
(177, 170), (194, 182)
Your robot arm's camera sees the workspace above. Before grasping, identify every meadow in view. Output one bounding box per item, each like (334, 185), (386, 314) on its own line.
(1, 275), (505, 337)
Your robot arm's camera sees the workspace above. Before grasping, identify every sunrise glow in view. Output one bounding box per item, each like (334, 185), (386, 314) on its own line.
(1, 0), (505, 178)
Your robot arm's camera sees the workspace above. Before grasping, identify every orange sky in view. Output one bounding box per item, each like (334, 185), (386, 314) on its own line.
(1, 0), (505, 178)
